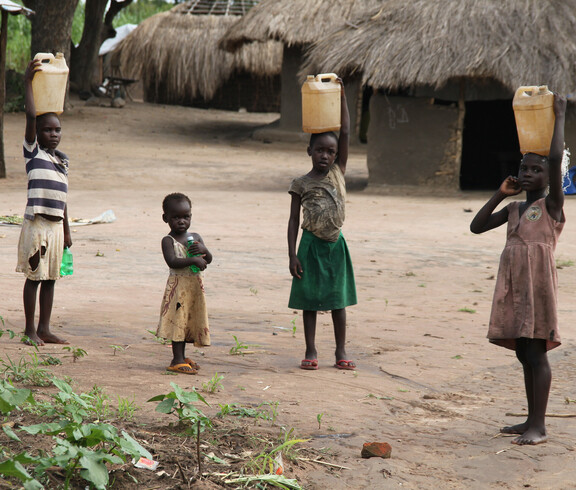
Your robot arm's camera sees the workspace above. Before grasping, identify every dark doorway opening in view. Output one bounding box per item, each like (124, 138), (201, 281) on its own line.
(460, 100), (522, 190)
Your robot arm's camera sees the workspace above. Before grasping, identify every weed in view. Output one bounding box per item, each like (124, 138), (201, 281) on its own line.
(202, 372), (224, 393)
(366, 393), (394, 400)
(39, 355), (61, 366)
(117, 395), (139, 421)
(458, 307), (476, 313)
(316, 412), (324, 430)
(87, 385), (112, 420)
(556, 258), (575, 269)
(148, 382), (211, 436)
(249, 287), (258, 295)
(216, 403), (268, 419)
(291, 317), (297, 337)
(0, 352), (53, 387)
(248, 427), (307, 474)
(405, 271), (416, 277)
(260, 401), (280, 425)
(452, 354), (463, 360)
(146, 329), (171, 345)
(110, 345), (126, 356)
(229, 335), (250, 356)
(62, 346), (87, 362)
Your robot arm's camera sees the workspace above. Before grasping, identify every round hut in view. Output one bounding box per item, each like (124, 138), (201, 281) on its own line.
(219, 0), (381, 138)
(302, 0), (576, 189)
(111, 0), (282, 112)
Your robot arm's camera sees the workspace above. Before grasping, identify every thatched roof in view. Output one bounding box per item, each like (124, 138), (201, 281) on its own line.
(300, 0), (576, 95)
(219, 0), (381, 52)
(112, 1), (281, 100)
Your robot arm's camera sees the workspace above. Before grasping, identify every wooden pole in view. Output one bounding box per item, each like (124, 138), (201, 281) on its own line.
(0, 9), (7, 179)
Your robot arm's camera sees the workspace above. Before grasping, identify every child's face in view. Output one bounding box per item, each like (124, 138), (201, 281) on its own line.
(518, 154), (549, 192)
(308, 134), (338, 173)
(37, 115), (61, 150)
(163, 199), (191, 234)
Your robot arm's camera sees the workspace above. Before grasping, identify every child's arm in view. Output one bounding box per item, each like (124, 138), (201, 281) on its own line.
(336, 78), (350, 175)
(470, 176), (520, 233)
(63, 205), (72, 248)
(288, 193), (302, 279)
(188, 233), (212, 264)
(545, 93), (567, 222)
(161, 236), (208, 270)
(24, 59), (40, 145)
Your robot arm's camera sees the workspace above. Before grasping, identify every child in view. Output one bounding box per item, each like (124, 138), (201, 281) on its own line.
(16, 58), (71, 346)
(287, 78), (357, 371)
(470, 93), (567, 445)
(157, 193), (212, 374)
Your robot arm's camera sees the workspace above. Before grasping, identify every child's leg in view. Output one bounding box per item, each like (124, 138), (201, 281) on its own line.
(512, 338), (550, 445)
(23, 278), (43, 345)
(332, 308), (355, 368)
(302, 310), (318, 361)
(36, 280), (67, 344)
(169, 341), (196, 373)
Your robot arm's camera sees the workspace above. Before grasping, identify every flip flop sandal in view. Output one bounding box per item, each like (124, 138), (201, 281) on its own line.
(334, 360), (356, 370)
(300, 359), (319, 370)
(184, 358), (200, 370)
(166, 363), (198, 375)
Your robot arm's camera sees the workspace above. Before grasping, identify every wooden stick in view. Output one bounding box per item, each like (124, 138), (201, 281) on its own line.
(505, 412), (576, 418)
(298, 457), (352, 470)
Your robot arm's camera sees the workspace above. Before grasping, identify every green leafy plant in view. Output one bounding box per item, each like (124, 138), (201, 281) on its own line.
(148, 382), (211, 436)
(117, 395), (139, 421)
(146, 329), (171, 345)
(316, 412), (324, 430)
(110, 345), (125, 356)
(0, 352), (53, 387)
(202, 372), (224, 393)
(87, 385), (112, 421)
(229, 335), (250, 356)
(248, 427), (308, 475)
(62, 346), (87, 363)
(216, 403), (269, 419)
(291, 317), (297, 338)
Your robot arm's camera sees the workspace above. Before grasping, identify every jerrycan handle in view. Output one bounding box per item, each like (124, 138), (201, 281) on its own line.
(315, 73), (338, 83)
(33, 52), (55, 64)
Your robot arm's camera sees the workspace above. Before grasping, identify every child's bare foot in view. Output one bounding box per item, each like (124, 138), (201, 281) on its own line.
(511, 428), (548, 445)
(22, 334), (44, 346)
(500, 422), (529, 435)
(38, 332), (69, 344)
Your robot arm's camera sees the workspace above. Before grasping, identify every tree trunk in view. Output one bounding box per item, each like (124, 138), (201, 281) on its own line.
(23, 0), (79, 62)
(69, 0), (108, 93)
(0, 10), (8, 178)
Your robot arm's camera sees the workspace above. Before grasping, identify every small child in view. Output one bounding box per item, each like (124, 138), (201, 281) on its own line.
(16, 59), (71, 346)
(287, 78), (357, 371)
(470, 93), (567, 445)
(157, 193), (212, 374)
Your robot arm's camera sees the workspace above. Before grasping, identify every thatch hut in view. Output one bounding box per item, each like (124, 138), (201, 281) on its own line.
(301, 0), (576, 189)
(112, 0), (282, 112)
(219, 0), (381, 138)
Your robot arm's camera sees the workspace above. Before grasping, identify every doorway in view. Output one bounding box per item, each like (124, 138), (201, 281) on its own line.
(460, 100), (521, 190)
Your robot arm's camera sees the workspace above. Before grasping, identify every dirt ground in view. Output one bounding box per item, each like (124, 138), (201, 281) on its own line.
(2, 96), (576, 489)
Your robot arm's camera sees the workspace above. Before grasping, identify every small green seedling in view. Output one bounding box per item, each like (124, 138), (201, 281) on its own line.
(249, 287), (258, 295)
(229, 335), (250, 356)
(316, 412), (324, 430)
(62, 346), (87, 362)
(291, 317), (297, 337)
(458, 307), (476, 313)
(110, 345), (126, 356)
(146, 329), (171, 345)
(202, 372), (224, 393)
(117, 395), (139, 421)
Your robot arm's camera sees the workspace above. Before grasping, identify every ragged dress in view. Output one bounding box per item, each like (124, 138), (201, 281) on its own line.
(488, 198), (564, 351)
(156, 236), (210, 346)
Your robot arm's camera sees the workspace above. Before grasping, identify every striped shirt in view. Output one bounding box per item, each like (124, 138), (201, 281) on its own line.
(23, 139), (69, 220)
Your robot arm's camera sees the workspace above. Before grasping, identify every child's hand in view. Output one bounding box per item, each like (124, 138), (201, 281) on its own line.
(190, 256), (208, 271)
(188, 241), (207, 256)
(500, 176), (521, 196)
(25, 59), (41, 83)
(553, 92), (567, 117)
(289, 256), (303, 279)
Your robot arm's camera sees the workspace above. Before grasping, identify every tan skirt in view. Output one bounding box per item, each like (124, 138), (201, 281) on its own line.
(157, 274), (211, 345)
(16, 215), (64, 281)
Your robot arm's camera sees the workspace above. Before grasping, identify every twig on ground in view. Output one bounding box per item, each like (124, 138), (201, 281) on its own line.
(505, 412), (576, 418)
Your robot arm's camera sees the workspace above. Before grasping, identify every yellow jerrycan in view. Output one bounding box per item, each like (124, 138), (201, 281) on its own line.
(513, 85), (555, 156)
(31, 52), (69, 115)
(301, 73), (341, 133)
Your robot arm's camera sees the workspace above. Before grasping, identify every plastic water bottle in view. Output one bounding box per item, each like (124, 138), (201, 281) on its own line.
(60, 247), (73, 276)
(186, 235), (201, 273)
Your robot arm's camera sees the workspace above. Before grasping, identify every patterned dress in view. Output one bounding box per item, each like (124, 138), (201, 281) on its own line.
(156, 236), (210, 345)
(488, 198), (564, 351)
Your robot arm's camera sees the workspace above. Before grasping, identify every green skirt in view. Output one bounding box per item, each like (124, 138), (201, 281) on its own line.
(289, 230), (357, 311)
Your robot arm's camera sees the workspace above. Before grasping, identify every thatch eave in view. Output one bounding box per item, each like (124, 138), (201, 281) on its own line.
(301, 0), (576, 95)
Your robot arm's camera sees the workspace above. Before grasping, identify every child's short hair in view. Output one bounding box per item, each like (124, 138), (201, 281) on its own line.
(162, 192), (191, 213)
(36, 112), (60, 128)
(309, 131), (338, 147)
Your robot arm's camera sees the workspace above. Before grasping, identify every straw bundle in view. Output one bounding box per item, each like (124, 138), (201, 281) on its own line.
(300, 0), (576, 94)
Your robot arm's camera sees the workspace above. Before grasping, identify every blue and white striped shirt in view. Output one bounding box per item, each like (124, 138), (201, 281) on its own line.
(23, 139), (69, 220)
